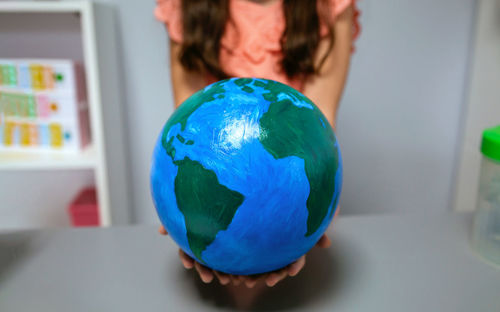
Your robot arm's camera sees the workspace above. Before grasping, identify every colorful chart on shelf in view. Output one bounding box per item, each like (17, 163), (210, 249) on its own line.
(0, 59), (89, 152)
(0, 62), (73, 91)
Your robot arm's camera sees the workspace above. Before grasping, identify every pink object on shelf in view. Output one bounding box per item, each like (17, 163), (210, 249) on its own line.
(36, 95), (50, 118)
(68, 187), (99, 227)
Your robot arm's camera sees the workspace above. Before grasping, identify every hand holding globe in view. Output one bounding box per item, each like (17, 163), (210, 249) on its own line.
(159, 225), (332, 287)
(151, 78), (342, 286)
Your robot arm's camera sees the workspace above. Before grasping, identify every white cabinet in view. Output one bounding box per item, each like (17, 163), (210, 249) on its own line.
(0, 1), (130, 228)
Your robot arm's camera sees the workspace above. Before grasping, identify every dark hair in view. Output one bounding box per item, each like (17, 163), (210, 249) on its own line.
(179, 0), (334, 80)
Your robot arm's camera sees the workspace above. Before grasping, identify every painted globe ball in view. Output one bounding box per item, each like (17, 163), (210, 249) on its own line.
(150, 78), (342, 275)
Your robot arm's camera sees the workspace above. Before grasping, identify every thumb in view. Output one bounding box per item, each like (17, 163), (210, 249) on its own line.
(158, 225), (168, 235)
(316, 234), (331, 248)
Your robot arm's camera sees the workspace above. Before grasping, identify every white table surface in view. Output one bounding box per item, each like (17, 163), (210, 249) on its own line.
(0, 213), (499, 311)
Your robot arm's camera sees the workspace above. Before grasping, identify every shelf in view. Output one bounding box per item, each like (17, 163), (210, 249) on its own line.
(0, 1), (87, 13)
(0, 85), (73, 95)
(0, 0), (129, 227)
(0, 144), (96, 170)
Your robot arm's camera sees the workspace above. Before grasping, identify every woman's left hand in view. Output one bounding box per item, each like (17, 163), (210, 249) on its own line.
(158, 225), (331, 287)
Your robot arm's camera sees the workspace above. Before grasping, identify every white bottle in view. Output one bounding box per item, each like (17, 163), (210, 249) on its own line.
(472, 125), (500, 267)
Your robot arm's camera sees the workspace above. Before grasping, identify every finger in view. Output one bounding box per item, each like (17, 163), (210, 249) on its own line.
(178, 249), (194, 269)
(316, 234), (331, 248)
(287, 255), (306, 277)
(265, 269), (288, 287)
(213, 271), (231, 285)
(230, 275), (242, 286)
(243, 276), (259, 288)
(158, 226), (167, 235)
(194, 262), (214, 283)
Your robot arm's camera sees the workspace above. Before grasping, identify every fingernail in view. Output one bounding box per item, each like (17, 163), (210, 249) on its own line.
(202, 276), (212, 283)
(246, 280), (257, 288)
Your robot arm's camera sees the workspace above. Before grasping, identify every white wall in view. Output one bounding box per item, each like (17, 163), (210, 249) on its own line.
(337, 0), (476, 214)
(88, 0), (477, 222)
(454, 0), (500, 212)
(90, 0), (174, 223)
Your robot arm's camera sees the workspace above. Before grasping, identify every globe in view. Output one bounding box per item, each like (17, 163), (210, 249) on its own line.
(151, 78), (342, 275)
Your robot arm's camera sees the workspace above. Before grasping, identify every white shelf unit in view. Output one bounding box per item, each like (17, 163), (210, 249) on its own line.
(0, 1), (130, 227)
(0, 145), (96, 170)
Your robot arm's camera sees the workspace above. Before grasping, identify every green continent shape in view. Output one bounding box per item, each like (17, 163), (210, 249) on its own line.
(256, 79), (339, 237)
(160, 79), (244, 262)
(174, 158), (244, 261)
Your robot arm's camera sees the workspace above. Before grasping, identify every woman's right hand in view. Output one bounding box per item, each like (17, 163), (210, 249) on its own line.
(158, 225), (331, 288)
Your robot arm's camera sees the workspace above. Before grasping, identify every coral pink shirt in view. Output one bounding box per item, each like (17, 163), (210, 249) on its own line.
(155, 0), (360, 91)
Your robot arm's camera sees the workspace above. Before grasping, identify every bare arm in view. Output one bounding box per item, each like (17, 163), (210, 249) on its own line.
(302, 6), (353, 129)
(170, 39), (207, 108)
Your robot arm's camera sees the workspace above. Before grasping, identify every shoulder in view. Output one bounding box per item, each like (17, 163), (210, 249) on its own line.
(154, 0), (183, 43)
(330, 0), (355, 19)
(318, 0), (361, 41)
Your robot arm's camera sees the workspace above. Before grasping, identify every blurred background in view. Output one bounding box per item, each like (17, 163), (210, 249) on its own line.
(0, 0), (499, 230)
